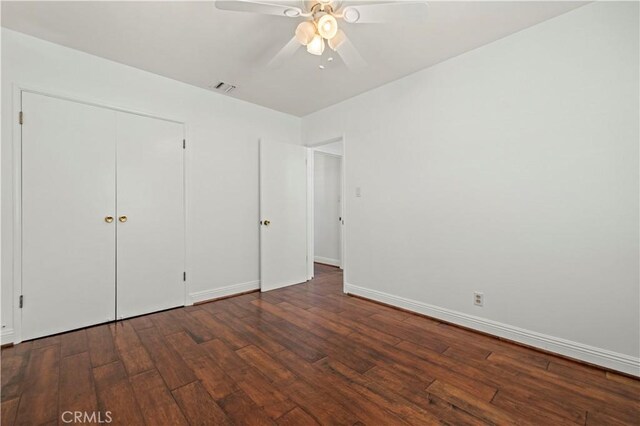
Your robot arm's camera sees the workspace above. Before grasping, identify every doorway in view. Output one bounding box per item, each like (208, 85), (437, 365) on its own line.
(258, 137), (345, 292)
(311, 139), (344, 271)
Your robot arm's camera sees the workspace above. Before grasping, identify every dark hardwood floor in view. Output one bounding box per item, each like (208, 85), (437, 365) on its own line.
(2, 263), (639, 425)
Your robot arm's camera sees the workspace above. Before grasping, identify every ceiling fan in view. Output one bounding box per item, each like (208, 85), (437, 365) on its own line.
(215, 0), (429, 69)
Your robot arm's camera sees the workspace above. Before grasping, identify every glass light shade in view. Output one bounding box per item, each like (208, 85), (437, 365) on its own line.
(328, 29), (346, 51)
(295, 21), (316, 46)
(317, 14), (338, 39)
(306, 34), (325, 56)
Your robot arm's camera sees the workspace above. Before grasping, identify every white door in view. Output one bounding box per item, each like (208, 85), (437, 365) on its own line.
(115, 113), (185, 319)
(21, 92), (117, 340)
(260, 140), (308, 291)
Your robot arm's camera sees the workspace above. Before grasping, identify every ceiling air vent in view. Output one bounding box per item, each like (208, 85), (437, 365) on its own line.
(210, 81), (236, 93)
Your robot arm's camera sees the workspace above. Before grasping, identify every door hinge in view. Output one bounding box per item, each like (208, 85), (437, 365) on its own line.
(183, 139), (186, 149)
(19, 295), (23, 309)
(19, 111), (23, 125)
(183, 271), (186, 282)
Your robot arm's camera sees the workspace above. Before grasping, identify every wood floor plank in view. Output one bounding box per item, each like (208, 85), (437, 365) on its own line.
(272, 350), (410, 425)
(189, 309), (250, 349)
(361, 313), (450, 354)
(92, 361), (145, 425)
(236, 345), (295, 384)
(4, 264), (639, 425)
(426, 380), (520, 425)
(129, 369), (189, 425)
(225, 366), (297, 419)
(490, 391), (580, 426)
(136, 326), (197, 390)
(14, 345), (59, 425)
(149, 310), (185, 335)
(362, 364), (486, 426)
(170, 309), (218, 343)
(128, 315), (155, 331)
(1, 347), (30, 402)
(233, 311), (327, 363)
(1, 398), (20, 426)
(110, 321), (154, 376)
(86, 324), (118, 368)
(30, 335), (61, 350)
(200, 338), (250, 372)
(276, 407), (319, 426)
(59, 329), (88, 358)
(307, 306), (402, 346)
(172, 381), (232, 425)
(253, 299), (375, 373)
(315, 357), (442, 426)
(213, 311), (286, 354)
(58, 352), (98, 421)
(487, 352), (639, 419)
(218, 390), (277, 425)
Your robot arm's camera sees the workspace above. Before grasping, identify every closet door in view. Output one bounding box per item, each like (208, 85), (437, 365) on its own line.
(21, 92), (117, 341)
(116, 113), (185, 319)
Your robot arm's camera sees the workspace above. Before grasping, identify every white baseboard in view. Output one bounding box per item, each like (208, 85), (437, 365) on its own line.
(1, 328), (15, 345)
(344, 282), (640, 377)
(188, 280), (260, 305)
(315, 256), (341, 267)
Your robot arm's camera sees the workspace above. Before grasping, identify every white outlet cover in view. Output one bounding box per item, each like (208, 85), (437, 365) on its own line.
(474, 292), (484, 306)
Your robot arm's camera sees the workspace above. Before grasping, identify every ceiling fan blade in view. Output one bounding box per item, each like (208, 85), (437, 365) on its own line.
(334, 33), (366, 70)
(340, 1), (428, 24)
(267, 36), (302, 68)
(215, 1), (305, 18)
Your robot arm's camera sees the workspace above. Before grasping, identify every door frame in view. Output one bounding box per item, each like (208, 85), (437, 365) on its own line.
(305, 135), (346, 287)
(10, 84), (187, 344)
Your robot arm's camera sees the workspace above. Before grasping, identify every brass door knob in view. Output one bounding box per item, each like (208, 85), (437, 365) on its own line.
(263, 220), (271, 226)
(105, 216), (114, 223)
(118, 216), (128, 223)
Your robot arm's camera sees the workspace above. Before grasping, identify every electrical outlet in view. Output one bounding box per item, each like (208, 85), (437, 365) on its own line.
(474, 292), (484, 307)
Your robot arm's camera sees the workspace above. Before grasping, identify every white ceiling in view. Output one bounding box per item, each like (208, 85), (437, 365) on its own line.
(1, 1), (586, 116)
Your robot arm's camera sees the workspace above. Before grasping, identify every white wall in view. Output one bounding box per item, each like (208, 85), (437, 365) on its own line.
(302, 2), (639, 375)
(1, 29), (301, 342)
(314, 152), (342, 266)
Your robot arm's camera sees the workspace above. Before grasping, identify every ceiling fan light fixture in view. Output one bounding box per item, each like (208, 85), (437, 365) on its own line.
(317, 14), (338, 39)
(284, 8), (301, 17)
(328, 29), (346, 51)
(307, 34), (325, 55)
(342, 7), (360, 23)
(295, 21), (316, 45)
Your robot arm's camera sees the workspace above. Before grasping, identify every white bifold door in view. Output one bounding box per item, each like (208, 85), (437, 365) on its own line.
(259, 140), (308, 291)
(116, 113), (185, 319)
(20, 91), (184, 341)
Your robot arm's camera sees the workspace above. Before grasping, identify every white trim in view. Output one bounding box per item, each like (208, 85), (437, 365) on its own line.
(188, 280), (260, 305)
(340, 134), (346, 278)
(306, 136), (343, 147)
(307, 149), (314, 280)
(261, 278), (307, 293)
(314, 256), (341, 267)
(345, 282), (640, 377)
(313, 151), (342, 159)
(18, 85), (185, 124)
(1, 329), (15, 345)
